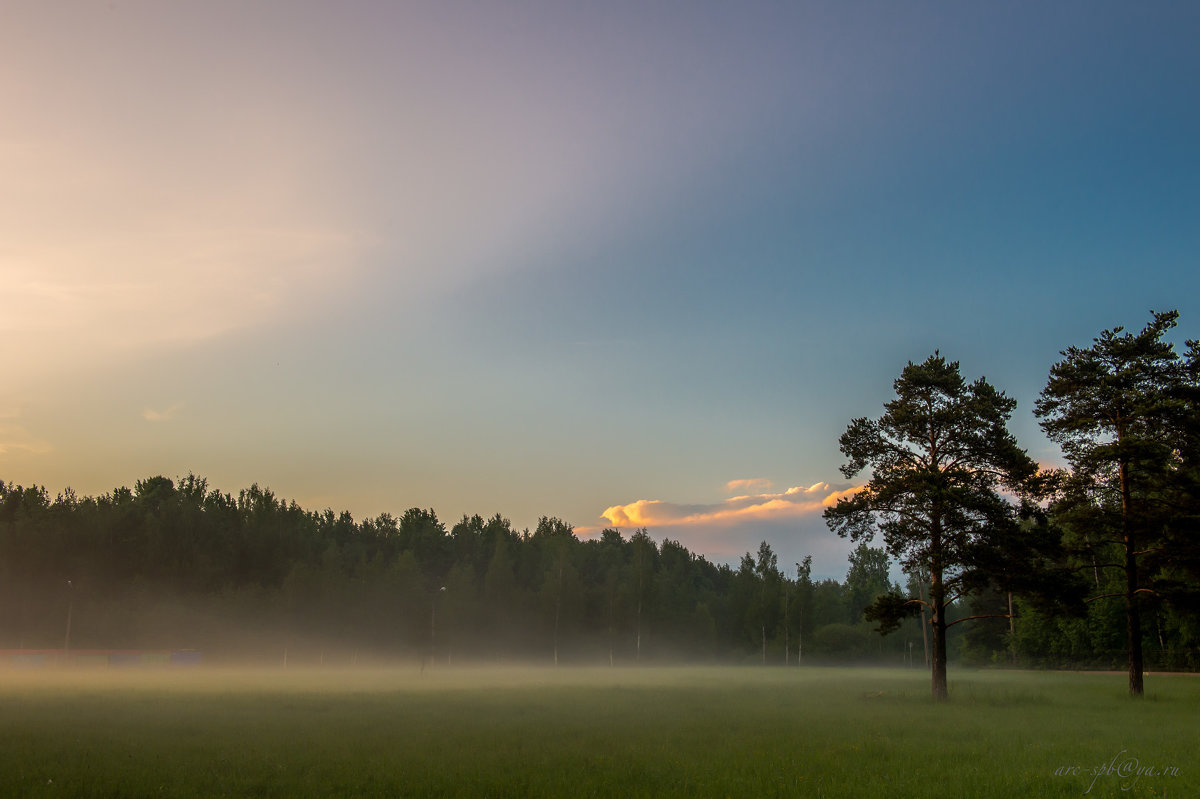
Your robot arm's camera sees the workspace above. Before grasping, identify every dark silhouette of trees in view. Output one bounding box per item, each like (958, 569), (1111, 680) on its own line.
(845, 543), (893, 623)
(1036, 310), (1200, 696)
(0, 475), (927, 664)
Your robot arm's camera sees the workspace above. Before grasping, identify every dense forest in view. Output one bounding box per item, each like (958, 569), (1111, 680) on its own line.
(0, 473), (924, 665)
(0, 469), (1193, 670)
(1, 313), (1197, 672)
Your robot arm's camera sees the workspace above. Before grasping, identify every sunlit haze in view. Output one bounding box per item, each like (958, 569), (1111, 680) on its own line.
(3, 1), (1197, 578)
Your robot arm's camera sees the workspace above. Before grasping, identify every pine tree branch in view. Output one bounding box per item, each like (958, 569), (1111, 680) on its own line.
(1063, 562), (1126, 572)
(946, 613), (1010, 628)
(1085, 588), (1160, 604)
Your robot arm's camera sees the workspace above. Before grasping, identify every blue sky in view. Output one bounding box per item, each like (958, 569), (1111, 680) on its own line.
(2, 1), (1198, 578)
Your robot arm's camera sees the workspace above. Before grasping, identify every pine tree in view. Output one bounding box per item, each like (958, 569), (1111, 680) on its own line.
(825, 354), (1040, 700)
(1036, 310), (1199, 696)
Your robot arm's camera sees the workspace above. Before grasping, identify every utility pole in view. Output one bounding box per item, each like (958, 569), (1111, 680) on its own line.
(63, 580), (73, 665)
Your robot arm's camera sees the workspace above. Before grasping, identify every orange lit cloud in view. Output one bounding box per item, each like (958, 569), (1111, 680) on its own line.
(585, 480), (869, 575)
(600, 481), (862, 531)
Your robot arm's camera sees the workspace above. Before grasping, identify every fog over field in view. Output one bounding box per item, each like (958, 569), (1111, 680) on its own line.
(1, 665), (1196, 798)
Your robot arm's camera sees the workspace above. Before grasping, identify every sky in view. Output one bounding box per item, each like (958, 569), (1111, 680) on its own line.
(2, 1), (1198, 579)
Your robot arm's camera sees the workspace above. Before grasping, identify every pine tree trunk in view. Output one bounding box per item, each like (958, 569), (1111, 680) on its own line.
(930, 593), (948, 701)
(1125, 539), (1144, 696)
(930, 519), (948, 701)
(1119, 456), (1145, 697)
(919, 583), (930, 668)
(1007, 592), (1017, 665)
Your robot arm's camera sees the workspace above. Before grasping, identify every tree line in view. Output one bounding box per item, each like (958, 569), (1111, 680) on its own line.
(0, 312), (1197, 687)
(0, 473), (921, 665)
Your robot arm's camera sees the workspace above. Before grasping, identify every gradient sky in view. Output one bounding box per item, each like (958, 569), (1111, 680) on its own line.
(3, 1), (1198, 579)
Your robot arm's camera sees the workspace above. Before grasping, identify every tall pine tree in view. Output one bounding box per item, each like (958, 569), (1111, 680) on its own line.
(1036, 310), (1200, 696)
(825, 354), (1040, 700)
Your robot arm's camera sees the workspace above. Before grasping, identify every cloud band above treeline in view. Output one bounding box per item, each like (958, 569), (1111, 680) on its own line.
(600, 480), (861, 529)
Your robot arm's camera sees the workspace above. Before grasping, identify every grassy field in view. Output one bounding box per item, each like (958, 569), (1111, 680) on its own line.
(0, 664), (1195, 798)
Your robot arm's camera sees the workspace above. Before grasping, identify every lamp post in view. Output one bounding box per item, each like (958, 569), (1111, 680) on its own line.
(430, 586), (445, 664)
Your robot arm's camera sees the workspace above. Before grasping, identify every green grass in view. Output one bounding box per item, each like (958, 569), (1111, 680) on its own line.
(0, 665), (1195, 798)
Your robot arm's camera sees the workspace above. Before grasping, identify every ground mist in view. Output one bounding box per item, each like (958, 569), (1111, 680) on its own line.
(0, 665), (1194, 798)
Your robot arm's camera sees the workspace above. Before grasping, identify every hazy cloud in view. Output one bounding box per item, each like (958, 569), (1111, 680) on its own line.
(0, 405), (51, 455)
(0, 423), (52, 456)
(143, 403), (185, 423)
(725, 477), (773, 494)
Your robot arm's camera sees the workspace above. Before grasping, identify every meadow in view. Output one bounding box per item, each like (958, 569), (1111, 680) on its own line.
(0, 664), (1194, 798)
